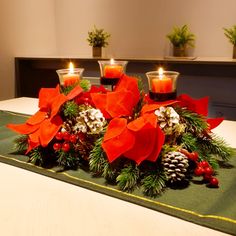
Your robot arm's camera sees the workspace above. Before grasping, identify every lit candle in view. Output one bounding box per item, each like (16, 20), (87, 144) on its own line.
(104, 59), (123, 78)
(63, 62), (80, 86)
(151, 68), (173, 93)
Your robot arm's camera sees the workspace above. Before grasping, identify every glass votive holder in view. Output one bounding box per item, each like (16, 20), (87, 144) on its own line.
(56, 68), (84, 87)
(98, 59), (128, 86)
(146, 68), (180, 101)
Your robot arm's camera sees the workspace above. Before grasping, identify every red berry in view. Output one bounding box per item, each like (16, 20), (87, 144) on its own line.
(62, 142), (70, 152)
(62, 131), (71, 141)
(53, 143), (61, 151)
(194, 166), (204, 176)
(203, 174), (212, 181)
(190, 152), (199, 161)
(209, 177), (219, 187)
(70, 134), (77, 143)
(55, 132), (63, 140)
(199, 161), (209, 168)
(204, 166), (214, 176)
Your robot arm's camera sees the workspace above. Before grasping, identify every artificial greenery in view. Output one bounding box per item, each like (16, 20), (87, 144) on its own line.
(166, 24), (195, 48)
(223, 25), (236, 45)
(63, 101), (80, 119)
(87, 25), (111, 48)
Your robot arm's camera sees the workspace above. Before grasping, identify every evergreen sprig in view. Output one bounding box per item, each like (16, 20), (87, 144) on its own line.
(197, 133), (234, 161)
(13, 135), (28, 153)
(142, 169), (167, 197)
(102, 161), (118, 181)
(89, 137), (107, 174)
(176, 106), (208, 134)
(63, 101), (80, 119)
(57, 151), (79, 169)
(79, 79), (91, 92)
(116, 163), (139, 192)
(29, 147), (44, 165)
(180, 132), (198, 152)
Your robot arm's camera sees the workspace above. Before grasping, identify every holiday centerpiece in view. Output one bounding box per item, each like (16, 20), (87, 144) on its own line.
(7, 64), (234, 197)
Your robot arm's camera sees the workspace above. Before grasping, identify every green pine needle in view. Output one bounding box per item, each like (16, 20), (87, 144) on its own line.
(57, 151), (79, 169)
(79, 79), (91, 92)
(197, 133), (235, 161)
(116, 163), (139, 192)
(142, 170), (167, 197)
(180, 132), (198, 152)
(208, 157), (220, 170)
(89, 137), (107, 174)
(63, 101), (80, 119)
(102, 161), (118, 181)
(176, 106), (208, 134)
(29, 147), (44, 165)
(13, 135), (28, 153)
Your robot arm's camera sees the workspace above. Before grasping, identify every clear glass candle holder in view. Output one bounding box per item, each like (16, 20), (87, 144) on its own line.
(146, 69), (180, 101)
(98, 59), (128, 86)
(56, 68), (84, 86)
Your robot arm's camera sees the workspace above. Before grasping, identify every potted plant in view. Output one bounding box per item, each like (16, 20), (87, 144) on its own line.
(166, 24), (195, 57)
(87, 25), (111, 57)
(223, 25), (236, 59)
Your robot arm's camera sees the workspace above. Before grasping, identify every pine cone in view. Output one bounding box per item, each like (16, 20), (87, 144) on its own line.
(162, 151), (189, 183)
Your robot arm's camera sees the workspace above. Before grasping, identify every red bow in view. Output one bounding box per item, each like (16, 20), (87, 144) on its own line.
(91, 74), (140, 119)
(7, 85), (82, 153)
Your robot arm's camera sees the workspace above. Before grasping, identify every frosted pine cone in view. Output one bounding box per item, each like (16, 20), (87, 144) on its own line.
(73, 108), (106, 134)
(162, 151), (189, 183)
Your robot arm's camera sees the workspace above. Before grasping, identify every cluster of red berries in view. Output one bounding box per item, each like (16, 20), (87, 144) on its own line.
(53, 131), (78, 152)
(194, 160), (219, 187)
(181, 149), (219, 187)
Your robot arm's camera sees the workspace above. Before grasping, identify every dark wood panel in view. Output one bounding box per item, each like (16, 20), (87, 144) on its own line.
(15, 57), (236, 120)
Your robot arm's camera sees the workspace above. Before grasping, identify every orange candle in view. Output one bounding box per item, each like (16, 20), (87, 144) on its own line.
(104, 64), (123, 78)
(151, 68), (173, 93)
(63, 62), (80, 86)
(151, 77), (172, 93)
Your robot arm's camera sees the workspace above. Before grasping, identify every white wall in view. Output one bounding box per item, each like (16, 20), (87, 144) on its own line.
(1, 0), (236, 100)
(0, 0), (57, 100)
(55, 0), (236, 58)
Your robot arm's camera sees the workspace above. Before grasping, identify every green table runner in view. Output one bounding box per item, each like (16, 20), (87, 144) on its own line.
(0, 110), (236, 235)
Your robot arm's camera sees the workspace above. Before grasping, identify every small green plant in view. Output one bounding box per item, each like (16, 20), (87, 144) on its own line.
(87, 25), (111, 48)
(166, 24), (195, 48)
(223, 25), (236, 45)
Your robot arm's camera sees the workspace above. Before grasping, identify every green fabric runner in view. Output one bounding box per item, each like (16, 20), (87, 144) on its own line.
(0, 110), (236, 235)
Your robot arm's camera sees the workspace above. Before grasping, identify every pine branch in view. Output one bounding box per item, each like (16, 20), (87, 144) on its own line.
(89, 137), (107, 174)
(63, 101), (80, 119)
(175, 106), (208, 134)
(13, 135), (28, 153)
(57, 151), (79, 169)
(116, 163), (139, 192)
(102, 161), (118, 181)
(29, 147), (44, 165)
(79, 79), (91, 92)
(180, 132), (198, 152)
(142, 169), (167, 197)
(197, 133), (235, 161)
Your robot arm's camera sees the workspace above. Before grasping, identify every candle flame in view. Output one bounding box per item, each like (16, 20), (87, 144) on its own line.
(69, 62), (74, 73)
(158, 67), (164, 76)
(110, 58), (115, 64)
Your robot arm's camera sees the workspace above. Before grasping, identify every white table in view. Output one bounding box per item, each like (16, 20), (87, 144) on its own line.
(0, 97), (235, 236)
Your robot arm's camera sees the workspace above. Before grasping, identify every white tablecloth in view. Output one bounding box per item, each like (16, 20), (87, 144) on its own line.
(0, 97), (234, 236)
